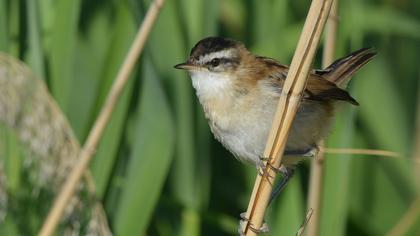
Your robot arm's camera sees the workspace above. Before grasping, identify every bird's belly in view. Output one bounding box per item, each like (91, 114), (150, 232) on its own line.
(208, 101), (332, 167)
(210, 116), (270, 166)
(286, 102), (333, 152)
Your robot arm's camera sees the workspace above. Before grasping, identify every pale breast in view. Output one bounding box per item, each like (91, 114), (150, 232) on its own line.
(191, 71), (333, 167)
(204, 90), (278, 165)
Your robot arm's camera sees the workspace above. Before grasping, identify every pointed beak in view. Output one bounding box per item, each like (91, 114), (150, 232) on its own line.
(174, 61), (200, 70)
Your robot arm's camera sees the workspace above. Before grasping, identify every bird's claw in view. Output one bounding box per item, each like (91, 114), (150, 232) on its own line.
(303, 146), (319, 157)
(284, 146), (319, 158)
(238, 213), (269, 236)
(257, 156), (283, 178)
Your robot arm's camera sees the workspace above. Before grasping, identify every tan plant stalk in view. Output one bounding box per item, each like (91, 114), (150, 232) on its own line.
(323, 148), (401, 158)
(38, 1), (165, 235)
(305, 141), (326, 236)
(239, 0), (334, 235)
(305, 2), (338, 235)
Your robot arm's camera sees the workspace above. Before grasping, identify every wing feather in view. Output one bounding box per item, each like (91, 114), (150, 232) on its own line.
(257, 56), (359, 105)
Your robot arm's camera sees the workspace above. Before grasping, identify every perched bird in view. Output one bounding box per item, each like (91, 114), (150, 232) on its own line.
(174, 36), (375, 197)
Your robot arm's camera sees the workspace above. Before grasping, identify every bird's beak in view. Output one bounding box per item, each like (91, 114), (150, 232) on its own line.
(174, 61), (200, 70)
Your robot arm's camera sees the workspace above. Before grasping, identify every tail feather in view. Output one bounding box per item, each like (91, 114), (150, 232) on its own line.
(316, 48), (377, 88)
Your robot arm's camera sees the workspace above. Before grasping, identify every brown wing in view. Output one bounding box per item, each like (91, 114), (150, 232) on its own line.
(258, 56), (359, 105)
(305, 75), (359, 105)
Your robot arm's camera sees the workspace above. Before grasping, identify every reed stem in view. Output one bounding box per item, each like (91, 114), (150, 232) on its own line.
(240, 0), (333, 235)
(305, 2), (338, 234)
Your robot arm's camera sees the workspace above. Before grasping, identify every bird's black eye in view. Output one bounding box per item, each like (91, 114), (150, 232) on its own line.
(210, 58), (220, 67)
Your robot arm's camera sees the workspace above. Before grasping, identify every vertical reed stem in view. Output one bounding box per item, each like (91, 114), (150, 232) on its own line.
(240, 0), (333, 235)
(305, 1), (338, 235)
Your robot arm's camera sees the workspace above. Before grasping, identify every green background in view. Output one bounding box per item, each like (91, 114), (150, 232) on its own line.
(0, 0), (419, 235)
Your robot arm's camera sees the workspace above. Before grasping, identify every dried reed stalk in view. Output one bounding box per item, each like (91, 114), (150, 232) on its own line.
(305, 142), (326, 236)
(239, 0), (333, 235)
(305, 2), (338, 235)
(323, 148), (401, 158)
(38, 1), (165, 235)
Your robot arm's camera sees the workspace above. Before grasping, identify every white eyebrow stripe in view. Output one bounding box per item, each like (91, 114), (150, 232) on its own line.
(199, 50), (235, 64)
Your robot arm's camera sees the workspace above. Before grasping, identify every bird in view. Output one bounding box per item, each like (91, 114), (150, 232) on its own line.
(174, 36), (375, 205)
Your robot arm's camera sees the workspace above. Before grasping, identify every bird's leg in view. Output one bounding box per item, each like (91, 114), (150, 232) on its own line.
(257, 146), (318, 175)
(265, 147), (318, 204)
(268, 167), (295, 205)
(256, 147), (316, 178)
(241, 147), (317, 235)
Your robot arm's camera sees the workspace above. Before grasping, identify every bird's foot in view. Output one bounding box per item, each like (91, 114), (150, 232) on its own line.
(284, 146), (319, 158)
(238, 212), (269, 236)
(257, 156), (285, 178)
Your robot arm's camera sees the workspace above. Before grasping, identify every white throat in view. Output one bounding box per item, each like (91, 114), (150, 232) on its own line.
(189, 71), (233, 100)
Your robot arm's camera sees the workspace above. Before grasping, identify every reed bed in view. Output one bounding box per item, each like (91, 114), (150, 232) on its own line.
(0, 0), (419, 235)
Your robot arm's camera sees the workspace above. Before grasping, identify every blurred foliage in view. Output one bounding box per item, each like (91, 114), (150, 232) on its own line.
(0, 0), (419, 235)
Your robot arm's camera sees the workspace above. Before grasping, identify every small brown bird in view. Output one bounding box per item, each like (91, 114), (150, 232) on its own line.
(174, 36), (375, 196)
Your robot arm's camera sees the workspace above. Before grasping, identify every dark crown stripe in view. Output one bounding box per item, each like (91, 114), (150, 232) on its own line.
(190, 37), (240, 59)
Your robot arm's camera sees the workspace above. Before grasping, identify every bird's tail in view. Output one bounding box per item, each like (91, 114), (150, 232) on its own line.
(316, 48), (377, 88)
